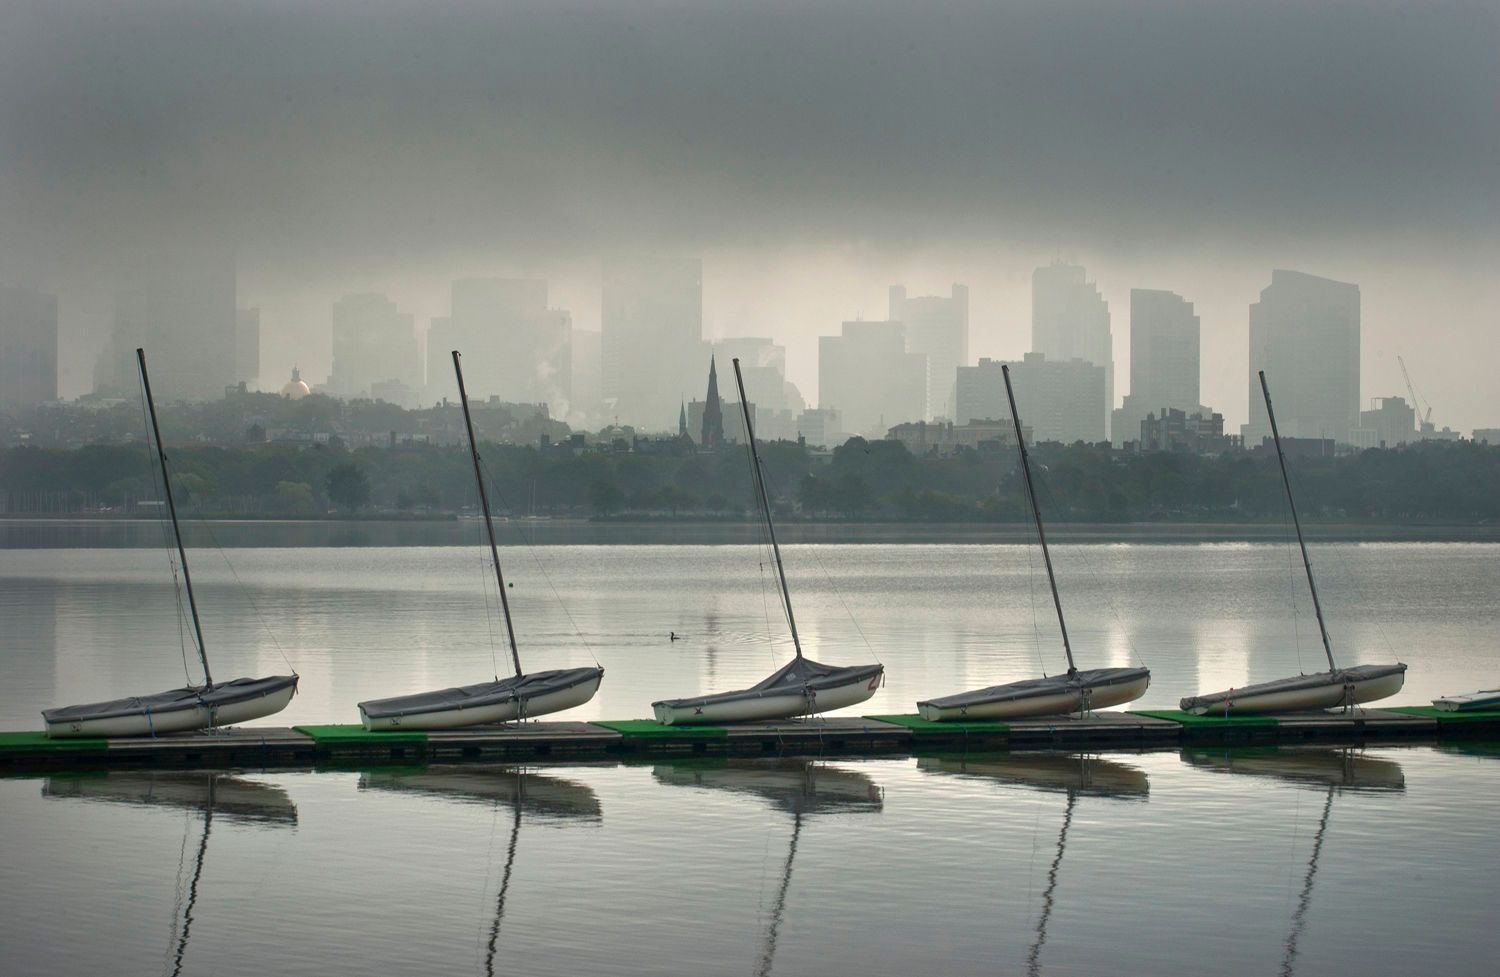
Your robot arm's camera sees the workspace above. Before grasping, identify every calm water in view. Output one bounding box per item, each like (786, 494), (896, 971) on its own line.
(2, 542), (1498, 974)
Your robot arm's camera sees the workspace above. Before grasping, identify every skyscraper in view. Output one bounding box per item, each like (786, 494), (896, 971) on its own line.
(328, 293), (420, 404)
(601, 256), (706, 430)
(818, 320), (927, 438)
(0, 285), (58, 411)
(1032, 262), (1113, 437)
(1243, 270), (1360, 445)
(956, 354), (1105, 443)
(235, 307), (261, 386)
(890, 283), (968, 420)
(426, 279), (572, 409)
(1112, 288), (1202, 446)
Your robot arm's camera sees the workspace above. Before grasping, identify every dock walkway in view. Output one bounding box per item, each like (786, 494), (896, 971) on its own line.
(2, 707), (1495, 773)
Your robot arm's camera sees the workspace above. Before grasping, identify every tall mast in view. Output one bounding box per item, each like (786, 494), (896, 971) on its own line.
(453, 350), (523, 678)
(731, 358), (803, 659)
(136, 348), (213, 688)
(1259, 371), (1337, 672)
(1002, 364), (1076, 675)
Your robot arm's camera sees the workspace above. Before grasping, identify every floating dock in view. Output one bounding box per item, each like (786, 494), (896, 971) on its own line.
(3, 707), (1496, 773)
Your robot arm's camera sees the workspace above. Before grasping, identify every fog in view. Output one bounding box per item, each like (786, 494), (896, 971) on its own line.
(2, 1), (1496, 429)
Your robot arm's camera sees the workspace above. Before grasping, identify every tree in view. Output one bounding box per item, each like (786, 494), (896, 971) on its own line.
(325, 462), (371, 512)
(588, 479), (624, 515)
(273, 480), (317, 515)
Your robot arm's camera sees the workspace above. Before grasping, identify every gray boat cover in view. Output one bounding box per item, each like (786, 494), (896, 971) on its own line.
(652, 657), (883, 712)
(1178, 662), (1407, 713)
(42, 675), (299, 724)
(917, 665), (1149, 711)
(358, 666), (603, 720)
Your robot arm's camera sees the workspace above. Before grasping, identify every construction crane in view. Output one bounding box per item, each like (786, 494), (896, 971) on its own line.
(1397, 355), (1433, 432)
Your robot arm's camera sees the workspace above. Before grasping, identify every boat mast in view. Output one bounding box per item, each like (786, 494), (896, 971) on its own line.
(731, 358), (803, 659)
(1002, 364), (1076, 675)
(1259, 371), (1337, 672)
(136, 348), (213, 689)
(453, 350), (523, 678)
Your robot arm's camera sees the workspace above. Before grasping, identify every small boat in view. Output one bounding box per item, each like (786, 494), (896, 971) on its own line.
(1180, 372), (1406, 716)
(917, 363), (1149, 721)
(1432, 689), (1500, 712)
(42, 348), (297, 738)
(359, 351), (602, 730)
(651, 358), (883, 725)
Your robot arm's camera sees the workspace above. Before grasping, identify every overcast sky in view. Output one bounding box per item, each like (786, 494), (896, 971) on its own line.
(2, 1), (1496, 429)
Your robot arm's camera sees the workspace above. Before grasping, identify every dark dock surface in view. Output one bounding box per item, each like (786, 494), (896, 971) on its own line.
(2, 706), (1496, 773)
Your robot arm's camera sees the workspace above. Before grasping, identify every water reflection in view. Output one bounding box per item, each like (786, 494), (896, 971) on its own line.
(918, 754), (1148, 975)
(1181, 748), (1405, 976)
(42, 772), (296, 975)
(652, 758), (882, 976)
(358, 765), (600, 976)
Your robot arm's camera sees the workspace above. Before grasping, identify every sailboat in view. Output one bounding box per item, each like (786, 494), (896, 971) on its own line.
(1180, 372), (1406, 715)
(1431, 689), (1500, 712)
(359, 351), (603, 730)
(917, 363), (1150, 721)
(651, 358), (883, 725)
(42, 349), (298, 738)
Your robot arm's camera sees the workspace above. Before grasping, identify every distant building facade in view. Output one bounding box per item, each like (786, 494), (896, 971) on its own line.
(1033, 263), (1113, 438)
(1139, 408), (1230, 454)
(1473, 428), (1500, 445)
(235, 307), (261, 387)
(328, 293), (420, 405)
(1243, 270), (1360, 445)
(713, 337), (805, 414)
(886, 418), (1025, 456)
(890, 283), (968, 420)
(0, 285), (58, 411)
(1351, 396), (1416, 449)
(426, 279), (572, 411)
(818, 320), (926, 438)
(956, 354), (1106, 443)
(794, 407), (843, 448)
(601, 256), (706, 431)
(1113, 288), (1204, 447)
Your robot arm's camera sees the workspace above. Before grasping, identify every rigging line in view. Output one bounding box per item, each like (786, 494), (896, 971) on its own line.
(1280, 787), (1335, 977)
(1026, 530), (1046, 677)
(473, 792), (504, 970)
(1025, 789), (1075, 977)
(138, 385), (198, 684)
(479, 524), (502, 681)
(171, 797), (213, 977)
(188, 512), (298, 674)
(805, 543), (880, 662)
(162, 808), (192, 977)
(485, 802), (523, 977)
(1276, 459), (1305, 674)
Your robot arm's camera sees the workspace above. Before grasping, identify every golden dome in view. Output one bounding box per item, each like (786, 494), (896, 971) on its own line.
(281, 366), (311, 400)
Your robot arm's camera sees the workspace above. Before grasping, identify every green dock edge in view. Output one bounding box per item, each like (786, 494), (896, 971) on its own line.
(866, 714), (1011, 734)
(1129, 710), (1279, 727)
(293, 724), (427, 744)
(591, 720), (728, 739)
(1387, 706), (1500, 723)
(0, 731), (108, 753)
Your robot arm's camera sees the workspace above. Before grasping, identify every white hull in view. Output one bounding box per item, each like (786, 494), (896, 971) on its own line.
(918, 674), (1150, 722)
(1185, 670), (1406, 715)
(653, 672), (879, 725)
(1432, 690), (1500, 712)
(361, 672), (601, 731)
(45, 683), (297, 738)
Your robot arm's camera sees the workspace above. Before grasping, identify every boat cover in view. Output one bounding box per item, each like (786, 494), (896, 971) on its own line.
(42, 675), (299, 724)
(918, 665), (1149, 711)
(1432, 689), (1500, 712)
(1179, 662), (1407, 712)
(358, 666), (602, 720)
(652, 657), (883, 712)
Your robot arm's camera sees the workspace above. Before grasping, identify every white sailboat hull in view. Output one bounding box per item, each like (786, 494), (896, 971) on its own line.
(652, 670), (879, 725)
(918, 671), (1150, 721)
(45, 681), (297, 738)
(1181, 665), (1406, 716)
(361, 671), (602, 731)
(1432, 690), (1500, 712)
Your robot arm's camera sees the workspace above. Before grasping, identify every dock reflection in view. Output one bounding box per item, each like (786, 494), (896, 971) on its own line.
(43, 772), (297, 976)
(653, 758), (882, 976)
(1181, 748), (1405, 976)
(919, 753), (1148, 976)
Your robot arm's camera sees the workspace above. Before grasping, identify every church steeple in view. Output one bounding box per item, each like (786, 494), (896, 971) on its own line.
(678, 400), (688, 439)
(701, 356), (724, 448)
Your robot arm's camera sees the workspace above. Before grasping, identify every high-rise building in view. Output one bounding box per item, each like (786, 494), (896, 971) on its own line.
(890, 284), (968, 420)
(601, 256), (706, 430)
(818, 320), (927, 438)
(1243, 270), (1360, 445)
(0, 285), (58, 411)
(328, 293), (420, 405)
(94, 250), (237, 401)
(1032, 262), (1113, 437)
(426, 279), (572, 410)
(712, 337), (805, 414)
(235, 307), (261, 386)
(1351, 396), (1416, 449)
(570, 328), (602, 423)
(955, 354), (1106, 443)
(1112, 288), (1202, 446)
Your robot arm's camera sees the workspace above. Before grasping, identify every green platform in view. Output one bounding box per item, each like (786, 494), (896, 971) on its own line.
(1388, 706), (1500, 724)
(591, 720), (728, 739)
(1130, 710), (1279, 728)
(293, 724), (427, 744)
(0, 731), (108, 754)
(865, 714), (1012, 734)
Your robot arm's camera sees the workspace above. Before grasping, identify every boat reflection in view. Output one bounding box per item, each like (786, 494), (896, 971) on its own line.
(1181, 748), (1406, 976)
(653, 758), (882, 976)
(918, 753), (1148, 976)
(358, 765), (600, 977)
(43, 772), (297, 977)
